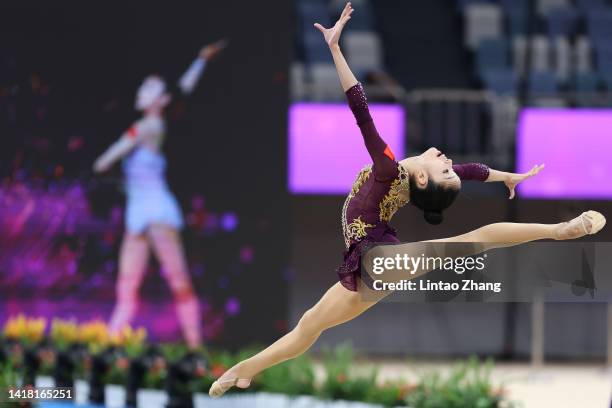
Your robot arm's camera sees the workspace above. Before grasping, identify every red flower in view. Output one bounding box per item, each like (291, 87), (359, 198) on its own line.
(39, 349), (56, 365)
(398, 383), (418, 399)
(336, 373), (346, 383)
(211, 364), (226, 378)
(84, 356), (92, 371)
(195, 364), (206, 377)
(115, 357), (129, 370)
(153, 357), (166, 370)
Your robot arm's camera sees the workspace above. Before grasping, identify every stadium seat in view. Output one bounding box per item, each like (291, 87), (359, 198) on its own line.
(475, 38), (510, 76)
(457, 0), (493, 12)
(575, 0), (609, 13)
(297, 2), (331, 35)
(344, 31), (383, 76)
(530, 36), (552, 73)
(546, 8), (579, 38)
(574, 72), (602, 106)
(586, 10), (612, 41)
(309, 63), (343, 101)
(464, 3), (503, 49)
(600, 72), (612, 92)
(574, 36), (593, 74)
(574, 72), (600, 93)
(537, 0), (571, 16)
(527, 71), (558, 96)
(291, 62), (306, 101)
(506, 7), (529, 36)
(303, 32), (331, 64)
(500, 0), (529, 12)
(595, 42), (612, 72)
(553, 37), (571, 83)
(334, 0), (375, 31)
(512, 36), (529, 77)
(481, 68), (518, 95)
(500, 0), (529, 35)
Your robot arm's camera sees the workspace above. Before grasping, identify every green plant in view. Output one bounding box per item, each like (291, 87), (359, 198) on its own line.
(0, 361), (19, 389)
(1, 341), (24, 377)
(50, 319), (79, 352)
(120, 327), (148, 359)
(258, 354), (316, 396)
(365, 380), (413, 407)
(72, 348), (91, 380)
(104, 355), (130, 386)
(160, 343), (188, 363)
(142, 355), (167, 389)
(37, 346), (56, 376)
(209, 349), (238, 370)
(405, 357), (515, 408)
(320, 343), (378, 402)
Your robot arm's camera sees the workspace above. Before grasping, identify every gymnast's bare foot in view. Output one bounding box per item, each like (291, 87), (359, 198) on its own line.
(554, 211), (606, 240)
(209, 363), (252, 398)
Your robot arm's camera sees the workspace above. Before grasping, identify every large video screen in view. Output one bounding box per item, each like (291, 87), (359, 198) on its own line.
(288, 103), (405, 194)
(517, 108), (612, 199)
(0, 2), (290, 347)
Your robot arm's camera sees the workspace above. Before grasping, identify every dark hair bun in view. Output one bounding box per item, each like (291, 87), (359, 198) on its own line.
(424, 210), (443, 225)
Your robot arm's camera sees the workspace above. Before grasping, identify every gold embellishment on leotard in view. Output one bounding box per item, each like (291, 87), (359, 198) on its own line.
(349, 165), (372, 195)
(379, 164), (410, 222)
(341, 165), (373, 248)
(345, 216), (375, 243)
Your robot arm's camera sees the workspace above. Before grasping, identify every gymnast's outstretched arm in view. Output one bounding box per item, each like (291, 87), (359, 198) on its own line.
(177, 40), (227, 95)
(93, 127), (140, 173)
(453, 163), (545, 199)
(316, 3), (398, 181)
(93, 118), (163, 173)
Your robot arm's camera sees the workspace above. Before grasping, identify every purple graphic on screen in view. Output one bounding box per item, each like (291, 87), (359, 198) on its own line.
(0, 181), (248, 342)
(517, 109), (612, 199)
(289, 103), (405, 194)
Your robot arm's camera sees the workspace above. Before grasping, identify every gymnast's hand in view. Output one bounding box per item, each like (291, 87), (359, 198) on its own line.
(504, 164), (545, 199)
(314, 2), (354, 48)
(200, 39), (228, 61)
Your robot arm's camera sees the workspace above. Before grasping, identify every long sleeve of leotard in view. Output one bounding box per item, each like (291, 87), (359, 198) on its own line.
(178, 57), (207, 95)
(345, 83), (398, 180)
(453, 163), (490, 181)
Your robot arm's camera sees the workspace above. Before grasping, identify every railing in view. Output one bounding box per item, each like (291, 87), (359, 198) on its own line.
(404, 89), (517, 170)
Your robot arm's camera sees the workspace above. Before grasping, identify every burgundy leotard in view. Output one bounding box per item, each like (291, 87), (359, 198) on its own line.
(337, 83), (490, 291)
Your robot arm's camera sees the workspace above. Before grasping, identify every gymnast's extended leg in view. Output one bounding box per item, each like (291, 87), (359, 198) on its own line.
(428, 211), (603, 249)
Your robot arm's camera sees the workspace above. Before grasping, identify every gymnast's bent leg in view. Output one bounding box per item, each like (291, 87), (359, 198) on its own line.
(209, 212), (605, 397)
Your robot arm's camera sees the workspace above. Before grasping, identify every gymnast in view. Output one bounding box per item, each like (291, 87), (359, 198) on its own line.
(209, 3), (605, 396)
(93, 41), (225, 349)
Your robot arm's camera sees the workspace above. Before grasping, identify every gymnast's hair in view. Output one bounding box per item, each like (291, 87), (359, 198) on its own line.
(408, 176), (459, 225)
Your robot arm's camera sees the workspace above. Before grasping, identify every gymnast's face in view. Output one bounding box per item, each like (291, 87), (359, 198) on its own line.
(135, 75), (168, 111)
(418, 148), (461, 189)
